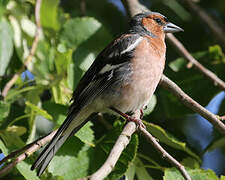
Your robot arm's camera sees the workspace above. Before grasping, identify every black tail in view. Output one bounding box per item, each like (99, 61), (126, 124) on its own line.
(31, 110), (89, 176)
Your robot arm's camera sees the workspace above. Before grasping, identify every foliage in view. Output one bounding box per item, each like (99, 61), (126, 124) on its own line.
(0, 0), (225, 179)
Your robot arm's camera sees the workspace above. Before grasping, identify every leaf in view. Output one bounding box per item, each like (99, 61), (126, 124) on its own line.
(0, 139), (8, 155)
(221, 176), (225, 180)
(181, 157), (200, 169)
(144, 121), (200, 162)
(144, 94), (157, 116)
(61, 17), (103, 49)
(169, 58), (187, 72)
(6, 125), (27, 136)
(134, 158), (154, 180)
(125, 161), (136, 180)
(0, 131), (25, 151)
(206, 137), (225, 152)
(163, 168), (219, 180)
(42, 101), (68, 124)
(48, 137), (90, 179)
(75, 121), (95, 146)
(16, 161), (40, 180)
(0, 18), (13, 76)
(90, 123), (138, 180)
(62, 17), (112, 89)
(40, 0), (60, 31)
(208, 45), (225, 63)
(25, 101), (52, 120)
(0, 101), (10, 127)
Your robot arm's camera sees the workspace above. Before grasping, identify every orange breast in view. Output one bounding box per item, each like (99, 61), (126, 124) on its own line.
(117, 37), (166, 112)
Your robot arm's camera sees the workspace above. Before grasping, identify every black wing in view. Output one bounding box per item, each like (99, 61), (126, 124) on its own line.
(70, 33), (141, 110)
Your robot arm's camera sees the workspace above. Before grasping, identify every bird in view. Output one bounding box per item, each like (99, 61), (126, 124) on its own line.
(31, 11), (183, 176)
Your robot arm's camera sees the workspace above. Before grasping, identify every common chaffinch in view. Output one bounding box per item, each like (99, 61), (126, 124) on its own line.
(31, 12), (183, 175)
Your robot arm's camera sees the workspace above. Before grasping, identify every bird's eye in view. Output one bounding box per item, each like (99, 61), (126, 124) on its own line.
(154, 18), (162, 24)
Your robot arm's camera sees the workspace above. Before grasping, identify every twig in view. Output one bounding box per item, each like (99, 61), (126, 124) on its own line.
(160, 75), (225, 134)
(2, 0), (42, 98)
(179, 0), (225, 48)
(139, 126), (191, 180)
(166, 33), (225, 91)
(89, 111), (140, 180)
(0, 130), (57, 176)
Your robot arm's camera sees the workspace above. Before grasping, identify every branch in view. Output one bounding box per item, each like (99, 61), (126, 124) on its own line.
(139, 126), (191, 180)
(2, 0), (42, 98)
(89, 110), (191, 180)
(166, 33), (225, 91)
(0, 130), (57, 176)
(179, 0), (225, 48)
(160, 75), (225, 134)
(89, 121), (137, 180)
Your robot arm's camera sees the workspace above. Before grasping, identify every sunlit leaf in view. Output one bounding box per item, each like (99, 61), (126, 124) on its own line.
(163, 168), (219, 180)
(48, 137), (90, 179)
(16, 161), (40, 180)
(40, 0), (60, 31)
(75, 121), (95, 146)
(0, 18), (13, 76)
(25, 101), (52, 120)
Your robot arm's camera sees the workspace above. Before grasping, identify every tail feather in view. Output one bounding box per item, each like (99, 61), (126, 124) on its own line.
(31, 109), (90, 176)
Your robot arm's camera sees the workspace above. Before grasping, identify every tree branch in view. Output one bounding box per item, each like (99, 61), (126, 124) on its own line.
(166, 33), (225, 91)
(2, 0), (42, 98)
(89, 121), (137, 180)
(160, 75), (225, 134)
(89, 110), (191, 180)
(139, 126), (191, 180)
(0, 130), (57, 176)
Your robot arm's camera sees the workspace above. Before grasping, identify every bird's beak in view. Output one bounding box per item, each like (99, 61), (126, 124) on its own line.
(163, 22), (184, 33)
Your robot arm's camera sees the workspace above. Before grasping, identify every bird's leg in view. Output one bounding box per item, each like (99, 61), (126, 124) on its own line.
(140, 109), (144, 119)
(110, 107), (146, 129)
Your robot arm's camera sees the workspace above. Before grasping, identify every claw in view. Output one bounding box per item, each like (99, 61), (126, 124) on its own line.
(127, 116), (146, 129)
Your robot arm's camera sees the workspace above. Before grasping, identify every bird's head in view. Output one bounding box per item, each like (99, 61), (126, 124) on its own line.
(129, 12), (183, 38)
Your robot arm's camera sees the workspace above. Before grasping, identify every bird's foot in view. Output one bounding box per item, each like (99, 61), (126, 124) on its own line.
(110, 107), (146, 129)
(127, 116), (146, 129)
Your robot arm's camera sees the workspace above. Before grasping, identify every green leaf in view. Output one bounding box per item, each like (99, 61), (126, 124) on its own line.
(40, 0), (60, 31)
(63, 17), (112, 89)
(25, 101), (53, 120)
(181, 157), (200, 169)
(75, 121), (95, 146)
(42, 101), (68, 124)
(169, 58), (187, 72)
(125, 161), (136, 180)
(16, 161), (40, 180)
(208, 45), (225, 63)
(61, 17), (111, 49)
(163, 168), (219, 180)
(221, 176), (225, 180)
(0, 131), (25, 150)
(0, 18), (13, 76)
(48, 137), (90, 179)
(144, 121), (200, 162)
(134, 158), (154, 180)
(90, 123), (138, 180)
(206, 136), (225, 152)
(0, 101), (10, 127)
(144, 94), (157, 116)
(0, 139), (8, 155)
(6, 125), (27, 136)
